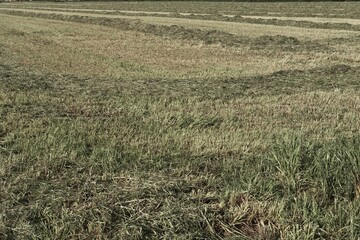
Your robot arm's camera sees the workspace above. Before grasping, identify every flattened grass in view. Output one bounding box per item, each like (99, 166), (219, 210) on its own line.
(0, 13), (359, 81)
(1, 7), (360, 239)
(2, 1), (360, 18)
(1, 8), (359, 41)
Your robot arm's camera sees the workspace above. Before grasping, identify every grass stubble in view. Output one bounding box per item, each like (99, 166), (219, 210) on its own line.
(1, 2), (360, 239)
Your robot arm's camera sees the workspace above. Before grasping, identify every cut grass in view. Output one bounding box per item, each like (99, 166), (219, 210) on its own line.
(243, 15), (360, 26)
(3, 81), (360, 239)
(1, 8), (359, 41)
(2, 13), (359, 81)
(3, 6), (360, 32)
(1, 3), (360, 239)
(2, 1), (360, 18)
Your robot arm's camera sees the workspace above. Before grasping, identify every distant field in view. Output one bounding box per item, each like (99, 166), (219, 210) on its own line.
(1, 1), (360, 239)
(2, 1), (360, 18)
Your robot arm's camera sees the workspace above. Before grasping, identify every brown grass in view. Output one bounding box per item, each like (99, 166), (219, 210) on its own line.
(0, 13), (359, 81)
(1, 8), (359, 41)
(1, 4), (360, 239)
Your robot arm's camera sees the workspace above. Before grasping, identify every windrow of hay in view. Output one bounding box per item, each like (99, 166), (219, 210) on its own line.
(3, 6), (360, 31)
(164, 13), (360, 32)
(0, 9), (329, 51)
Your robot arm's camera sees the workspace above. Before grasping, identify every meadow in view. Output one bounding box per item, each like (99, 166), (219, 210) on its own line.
(0, 1), (360, 239)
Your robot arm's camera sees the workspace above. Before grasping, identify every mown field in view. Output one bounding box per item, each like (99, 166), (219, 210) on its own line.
(1, 1), (360, 239)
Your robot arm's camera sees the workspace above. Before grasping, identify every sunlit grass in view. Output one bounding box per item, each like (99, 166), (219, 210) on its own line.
(1, 5), (360, 239)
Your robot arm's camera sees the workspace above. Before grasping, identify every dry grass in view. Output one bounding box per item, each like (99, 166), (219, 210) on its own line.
(1, 8), (359, 41)
(242, 15), (360, 25)
(1, 3), (360, 239)
(1, 13), (358, 81)
(2, 1), (360, 18)
(3, 6), (360, 26)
